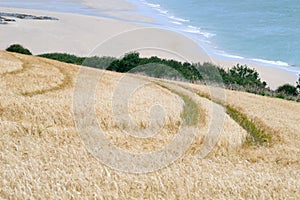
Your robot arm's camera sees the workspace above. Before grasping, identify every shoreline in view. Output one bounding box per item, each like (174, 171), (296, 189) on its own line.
(133, 1), (300, 75)
(0, 2), (298, 89)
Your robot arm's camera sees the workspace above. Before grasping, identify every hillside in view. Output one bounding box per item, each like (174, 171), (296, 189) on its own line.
(0, 50), (299, 199)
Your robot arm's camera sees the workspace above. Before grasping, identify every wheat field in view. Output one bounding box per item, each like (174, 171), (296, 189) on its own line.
(0, 51), (299, 199)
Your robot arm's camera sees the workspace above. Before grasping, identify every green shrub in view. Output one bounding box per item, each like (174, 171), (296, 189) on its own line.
(195, 63), (267, 91)
(194, 62), (224, 84)
(116, 52), (140, 72)
(226, 64), (266, 88)
(130, 63), (183, 80)
(258, 90), (266, 96)
(275, 93), (285, 99)
(6, 44), (32, 55)
(276, 84), (298, 96)
(107, 52), (202, 81)
(38, 53), (85, 65)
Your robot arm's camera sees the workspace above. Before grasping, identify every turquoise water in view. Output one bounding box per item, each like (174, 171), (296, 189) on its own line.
(132, 0), (300, 75)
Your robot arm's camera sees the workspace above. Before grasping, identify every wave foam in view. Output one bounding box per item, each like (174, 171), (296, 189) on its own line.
(252, 58), (290, 66)
(142, 0), (190, 22)
(145, 3), (160, 8)
(171, 21), (182, 25)
(142, 1), (168, 14)
(168, 15), (189, 22)
(183, 26), (215, 38)
(221, 54), (245, 59)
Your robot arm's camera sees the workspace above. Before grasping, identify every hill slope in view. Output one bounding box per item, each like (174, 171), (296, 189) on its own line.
(0, 51), (299, 199)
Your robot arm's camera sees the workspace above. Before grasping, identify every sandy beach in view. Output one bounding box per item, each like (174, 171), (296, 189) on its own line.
(0, 1), (298, 89)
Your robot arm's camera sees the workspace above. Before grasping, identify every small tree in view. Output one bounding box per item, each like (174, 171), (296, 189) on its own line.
(120, 52), (140, 72)
(276, 84), (298, 96)
(227, 64), (266, 88)
(6, 44), (32, 55)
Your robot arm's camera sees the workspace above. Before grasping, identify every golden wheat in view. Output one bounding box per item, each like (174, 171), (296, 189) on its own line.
(0, 51), (299, 199)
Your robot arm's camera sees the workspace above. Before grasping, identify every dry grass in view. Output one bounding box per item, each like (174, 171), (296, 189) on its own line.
(0, 51), (299, 199)
(179, 83), (271, 145)
(0, 52), (23, 75)
(156, 81), (248, 156)
(94, 72), (184, 153)
(182, 83), (300, 165)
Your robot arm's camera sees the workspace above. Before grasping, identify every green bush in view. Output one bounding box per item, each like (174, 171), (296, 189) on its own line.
(107, 52), (140, 73)
(6, 44), (32, 55)
(226, 64), (266, 88)
(38, 53), (85, 65)
(276, 84), (298, 96)
(130, 63), (183, 80)
(107, 52), (202, 81)
(195, 63), (267, 90)
(194, 62), (224, 84)
(275, 93), (285, 99)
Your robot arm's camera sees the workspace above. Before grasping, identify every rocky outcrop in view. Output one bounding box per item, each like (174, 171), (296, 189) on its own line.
(0, 12), (58, 24)
(0, 16), (16, 23)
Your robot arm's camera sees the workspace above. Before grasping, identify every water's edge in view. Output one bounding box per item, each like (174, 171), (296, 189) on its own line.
(128, 0), (300, 76)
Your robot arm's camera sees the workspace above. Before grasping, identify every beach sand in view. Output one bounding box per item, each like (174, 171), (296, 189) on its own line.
(81, 0), (154, 22)
(0, 1), (298, 89)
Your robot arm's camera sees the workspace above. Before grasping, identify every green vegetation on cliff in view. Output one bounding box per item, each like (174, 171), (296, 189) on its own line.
(5, 44), (300, 101)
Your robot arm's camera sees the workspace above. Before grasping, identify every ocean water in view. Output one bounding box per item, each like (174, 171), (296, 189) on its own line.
(131, 0), (300, 75)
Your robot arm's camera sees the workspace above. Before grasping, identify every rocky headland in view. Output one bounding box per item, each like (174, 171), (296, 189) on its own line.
(0, 12), (58, 24)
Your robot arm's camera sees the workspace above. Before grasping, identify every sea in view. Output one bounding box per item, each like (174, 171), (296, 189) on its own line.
(130, 0), (300, 76)
(1, 0), (300, 75)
